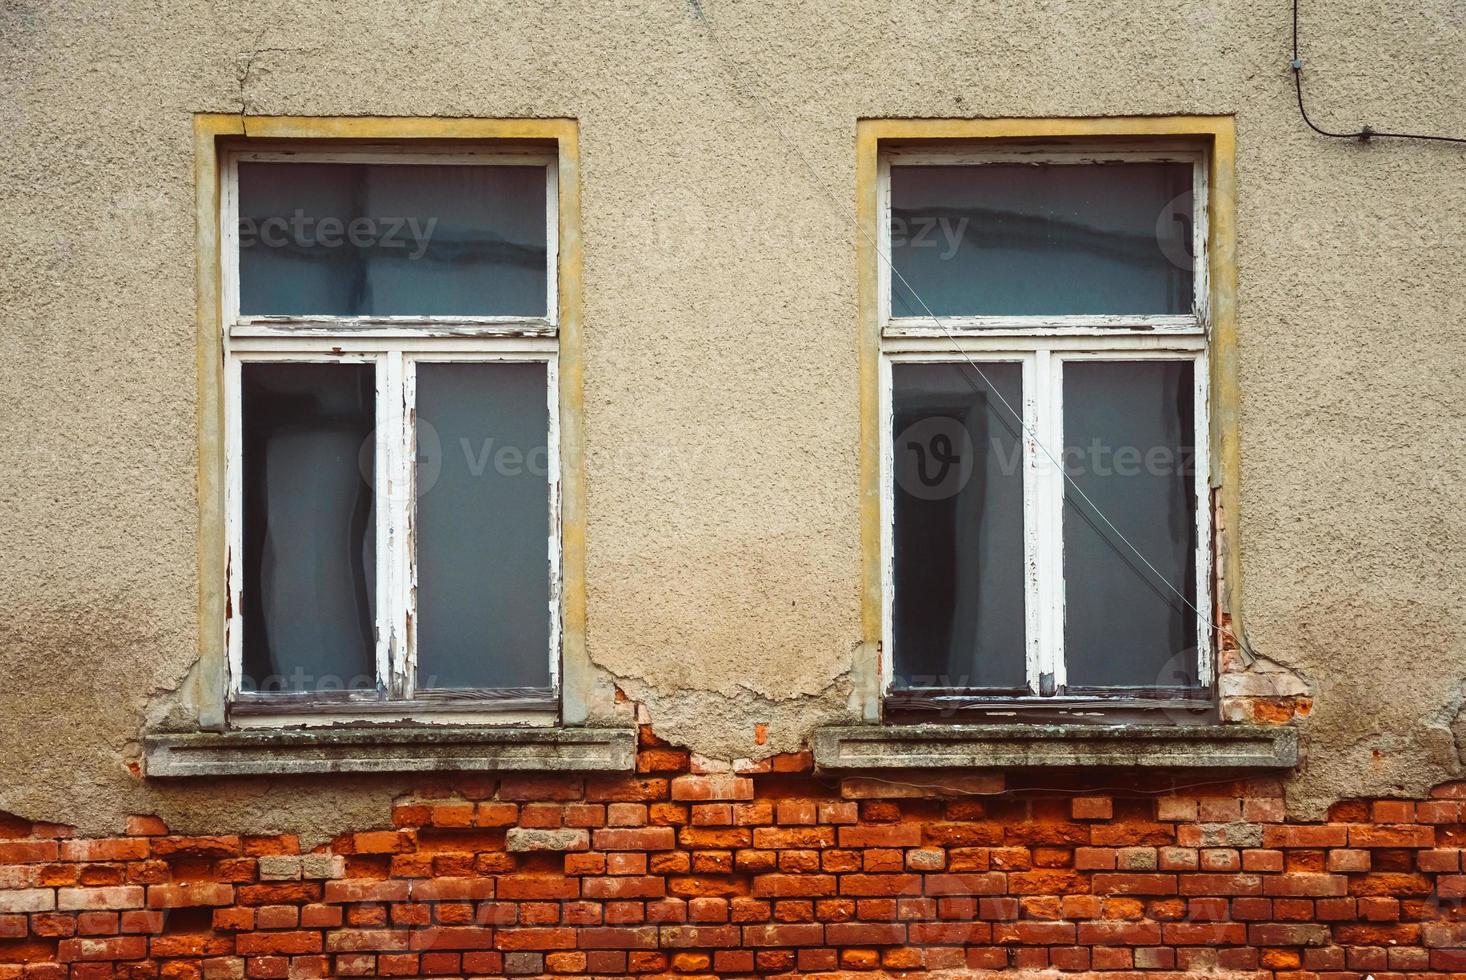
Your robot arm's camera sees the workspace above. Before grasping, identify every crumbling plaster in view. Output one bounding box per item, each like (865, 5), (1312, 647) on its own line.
(0, 0), (1462, 837)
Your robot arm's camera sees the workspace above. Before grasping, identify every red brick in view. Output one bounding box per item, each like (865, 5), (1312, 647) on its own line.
(690, 804), (732, 826)
(253, 905), (297, 929)
(1349, 824), (1435, 848)
(1372, 800), (1416, 822)
(837, 824), (921, 848)
(57, 936), (148, 962)
(582, 876), (665, 899)
(322, 880), (409, 904)
(1075, 847), (1117, 870)
(1134, 945), (1176, 968)
(592, 827), (675, 851)
(147, 883), (234, 908)
(712, 949), (754, 972)
(659, 924), (741, 947)
(75, 912), (117, 936)
(1177, 873), (1263, 895)
(0, 841), (58, 863)
(923, 872), (1006, 896)
(60, 840), (149, 863)
(729, 898), (772, 925)
(1263, 872), (1347, 896)
(496, 876), (580, 900)
(731, 802), (772, 826)
(576, 926), (658, 949)
(817, 802), (858, 825)
(57, 887), (143, 911)
(584, 776), (667, 803)
(493, 926), (577, 950)
(349, 831), (410, 854)
(1091, 873), (1176, 895)
(235, 931), (321, 956)
(1418, 800), (1461, 823)
(475, 802), (518, 826)
(966, 945), (1008, 969)
(1071, 797), (1113, 820)
(825, 921), (905, 945)
(680, 826), (752, 849)
(151, 836), (242, 858)
(798, 947), (839, 971)
(669, 775), (754, 802)
(751, 874), (836, 898)
(299, 905), (340, 928)
(428, 803), (474, 828)
(775, 801), (817, 826)
(607, 851), (648, 875)
(125, 817), (168, 837)
(741, 923), (824, 946)
(752, 826), (833, 849)
(909, 921), (989, 944)
(409, 926), (496, 950)
(376, 953), (420, 975)
(1263, 825), (1348, 848)
(497, 775), (583, 801)
(994, 920), (1077, 944)
(1243, 798), (1286, 822)
(118, 910), (164, 934)
(1075, 921), (1163, 945)
(839, 873), (922, 896)
(408, 877), (495, 901)
(605, 803), (646, 827)
(637, 749), (691, 773)
(1247, 921), (1331, 946)
(1163, 921), (1247, 944)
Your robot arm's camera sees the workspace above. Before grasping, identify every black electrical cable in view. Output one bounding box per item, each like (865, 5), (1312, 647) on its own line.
(1292, 0), (1466, 145)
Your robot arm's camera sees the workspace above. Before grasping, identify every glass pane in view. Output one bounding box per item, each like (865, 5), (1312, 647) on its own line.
(890, 162), (1193, 317)
(1062, 360), (1197, 689)
(238, 162), (548, 317)
(415, 362), (552, 689)
(891, 362), (1026, 690)
(241, 362), (377, 693)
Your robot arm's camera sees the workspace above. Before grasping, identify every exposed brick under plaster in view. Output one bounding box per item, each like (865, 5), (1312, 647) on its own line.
(3, 728), (1466, 978)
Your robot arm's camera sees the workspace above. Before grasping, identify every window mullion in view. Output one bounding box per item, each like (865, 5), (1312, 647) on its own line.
(1035, 349), (1067, 696)
(377, 351), (412, 700)
(400, 353), (420, 700)
(1021, 352), (1043, 697)
(1193, 349), (1214, 688)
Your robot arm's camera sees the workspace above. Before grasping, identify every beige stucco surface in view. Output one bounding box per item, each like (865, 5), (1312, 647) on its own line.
(1, 0), (1463, 838)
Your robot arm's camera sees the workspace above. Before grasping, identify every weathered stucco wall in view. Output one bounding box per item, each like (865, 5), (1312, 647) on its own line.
(0, 0), (1463, 838)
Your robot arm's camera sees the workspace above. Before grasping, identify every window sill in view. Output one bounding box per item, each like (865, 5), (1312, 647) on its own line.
(811, 723), (1298, 771)
(143, 724), (638, 778)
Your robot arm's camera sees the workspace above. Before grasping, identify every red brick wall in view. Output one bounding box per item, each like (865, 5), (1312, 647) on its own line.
(3, 729), (1466, 978)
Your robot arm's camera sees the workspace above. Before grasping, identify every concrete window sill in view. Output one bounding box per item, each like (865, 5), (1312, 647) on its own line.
(811, 723), (1299, 771)
(143, 725), (638, 778)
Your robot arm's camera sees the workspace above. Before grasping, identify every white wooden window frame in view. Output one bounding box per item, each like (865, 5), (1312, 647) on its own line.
(877, 141), (1214, 708)
(223, 147), (559, 337)
(220, 146), (562, 724)
(878, 142), (1209, 337)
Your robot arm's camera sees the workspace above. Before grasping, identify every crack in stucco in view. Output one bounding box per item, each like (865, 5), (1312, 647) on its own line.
(234, 32), (321, 131)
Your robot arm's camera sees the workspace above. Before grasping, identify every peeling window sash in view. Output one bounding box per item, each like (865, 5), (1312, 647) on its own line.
(220, 144), (563, 722)
(877, 140), (1215, 711)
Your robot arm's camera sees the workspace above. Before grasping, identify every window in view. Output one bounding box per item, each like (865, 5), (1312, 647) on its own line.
(878, 139), (1213, 712)
(220, 142), (562, 720)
